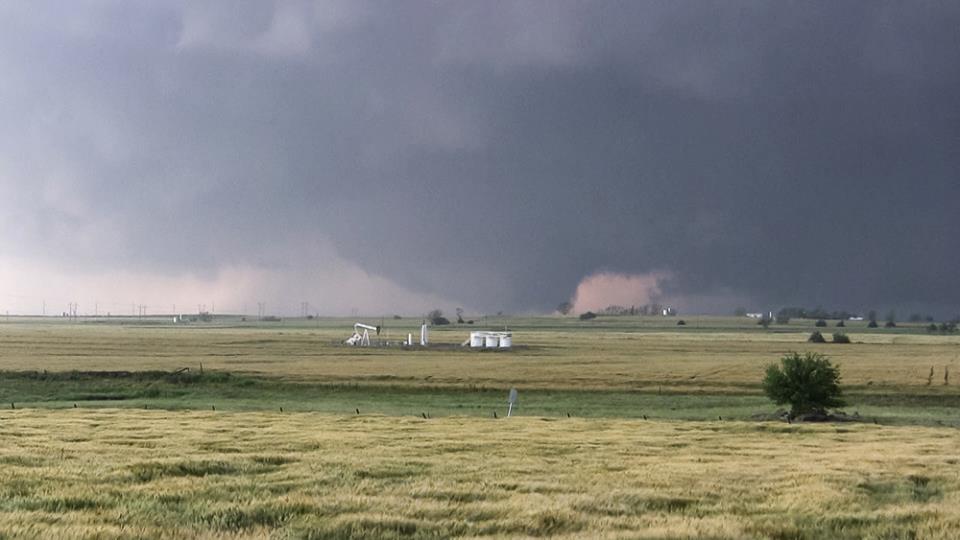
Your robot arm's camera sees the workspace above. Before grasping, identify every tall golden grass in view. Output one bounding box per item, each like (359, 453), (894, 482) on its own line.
(1, 409), (958, 538)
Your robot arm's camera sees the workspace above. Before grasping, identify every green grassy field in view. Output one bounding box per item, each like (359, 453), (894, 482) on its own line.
(1, 316), (958, 424)
(1, 315), (959, 538)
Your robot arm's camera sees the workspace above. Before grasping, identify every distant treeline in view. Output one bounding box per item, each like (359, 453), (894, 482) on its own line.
(775, 307), (858, 321)
(772, 307), (949, 324)
(598, 304), (677, 316)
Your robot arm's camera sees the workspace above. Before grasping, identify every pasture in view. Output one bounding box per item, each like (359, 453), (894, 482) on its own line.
(1, 315), (959, 538)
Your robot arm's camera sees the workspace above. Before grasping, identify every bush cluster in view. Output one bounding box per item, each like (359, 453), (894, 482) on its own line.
(809, 331), (850, 344)
(832, 332), (851, 344)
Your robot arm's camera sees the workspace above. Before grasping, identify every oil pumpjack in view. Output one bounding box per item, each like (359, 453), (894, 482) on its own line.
(344, 322), (379, 346)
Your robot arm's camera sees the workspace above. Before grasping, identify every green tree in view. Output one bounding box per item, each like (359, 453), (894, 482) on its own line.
(763, 352), (845, 417)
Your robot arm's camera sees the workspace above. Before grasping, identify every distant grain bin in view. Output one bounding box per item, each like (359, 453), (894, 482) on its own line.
(469, 331), (512, 349)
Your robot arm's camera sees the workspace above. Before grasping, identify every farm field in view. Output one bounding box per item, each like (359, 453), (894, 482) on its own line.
(2, 410), (960, 539)
(1, 316), (958, 424)
(1, 315), (959, 538)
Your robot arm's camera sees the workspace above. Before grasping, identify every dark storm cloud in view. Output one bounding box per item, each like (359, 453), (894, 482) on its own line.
(1, 1), (958, 314)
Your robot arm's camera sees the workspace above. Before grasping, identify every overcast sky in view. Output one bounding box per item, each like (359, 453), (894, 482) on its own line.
(1, 1), (958, 317)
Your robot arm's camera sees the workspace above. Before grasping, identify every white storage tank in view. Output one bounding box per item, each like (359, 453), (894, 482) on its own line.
(470, 332), (486, 348)
(484, 333), (500, 348)
(498, 333), (512, 348)
(420, 324), (429, 346)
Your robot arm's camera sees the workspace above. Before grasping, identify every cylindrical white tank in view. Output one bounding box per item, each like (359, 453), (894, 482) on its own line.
(498, 333), (512, 348)
(470, 332), (485, 348)
(420, 324), (429, 346)
(485, 334), (499, 348)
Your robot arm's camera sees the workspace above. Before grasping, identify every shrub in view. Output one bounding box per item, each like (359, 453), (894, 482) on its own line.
(929, 322), (958, 334)
(884, 321), (897, 328)
(579, 311), (597, 321)
(836, 320), (845, 327)
(676, 320), (686, 326)
(762, 352), (845, 417)
(832, 332), (851, 344)
(867, 320), (879, 328)
(808, 331), (826, 343)
(815, 319), (827, 327)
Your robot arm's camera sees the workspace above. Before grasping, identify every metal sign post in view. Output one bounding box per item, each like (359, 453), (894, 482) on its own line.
(507, 388), (518, 417)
